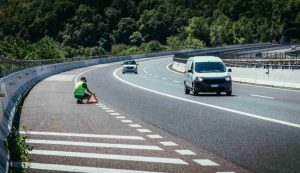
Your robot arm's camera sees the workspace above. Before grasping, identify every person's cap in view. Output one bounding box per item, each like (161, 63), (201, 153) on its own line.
(81, 77), (87, 81)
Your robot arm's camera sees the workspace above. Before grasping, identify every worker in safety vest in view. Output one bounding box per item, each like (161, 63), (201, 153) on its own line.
(74, 77), (93, 104)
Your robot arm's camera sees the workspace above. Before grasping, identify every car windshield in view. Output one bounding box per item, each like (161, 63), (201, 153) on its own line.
(195, 62), (226, 73)
(124, 61), (136, 65)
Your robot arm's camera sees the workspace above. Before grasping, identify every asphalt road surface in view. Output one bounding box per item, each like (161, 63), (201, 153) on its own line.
(18, 61), (247, 173)
(84, 57), (300, 173)
(18, 56), (300, 173)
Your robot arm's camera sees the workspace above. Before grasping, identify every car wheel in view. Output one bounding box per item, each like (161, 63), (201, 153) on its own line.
(135, 71), (138, 74)
(184, 85), (190, 94)
(216, 92), (221, 95)
(226, 91), (232, 96)
(192, 84), (198, 96)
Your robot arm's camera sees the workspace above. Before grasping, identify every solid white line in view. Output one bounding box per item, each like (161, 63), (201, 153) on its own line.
(147, 135), (163, 139)
(175, 150), (196, 155)
(129, 124), (142, 128)
(13, 162), (165, 173)
(250, 94), (274, 99)
(26, 139), (163, 151)
(194, 159), (219, 166)
(234, 82), (300, 93)
(159, 142), (178, 146)
(121, 120), (133, 123)
(29, 150), (188, 165)
(166, 63), (184, 75)
(137, 129), (152, 133)
(113, 68), (300, 128)
(20, 131), (144, 140)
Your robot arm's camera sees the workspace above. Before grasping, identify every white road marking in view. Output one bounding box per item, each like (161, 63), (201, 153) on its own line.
(137, 129), (152, 133)
(250, 94), (274, 99)
(235, 82), (300, 93)
(116, 116), (126, 119)
(194, 159), (219, 166)
(166, 63), (184, 75)
(102, 107), (110, 110)
(147, 135), (163, 139)
(216, 172), (235, 173)
(143, 67), (149, 74)
(29, 150), (188, 165)
(110, 113), (121, 116)
(20, 131), (144, 140)
(114, 68), (300, 128)
(105, 110), (115, 112)
(149, 74), (152, 76)
(154, 76), (159, 78)
(121, 120), (133, 123)
(173, 80), (180, 83)
(129, 124), (142, 128)
(175, 150), (196, 155)
(13, 162), (166, 173)
(98, 105), (107, 108)
(26, 139), (163, 151)
(159, 142), (178, 146)
(162, 77), (167, 80)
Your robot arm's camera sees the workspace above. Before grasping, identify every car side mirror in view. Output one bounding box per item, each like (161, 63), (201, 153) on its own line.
(136, 64), (138, 65)
(188, 70), (193, 73)
(228, 69), (232, 72)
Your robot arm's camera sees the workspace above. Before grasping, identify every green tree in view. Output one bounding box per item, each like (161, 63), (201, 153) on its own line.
(115, 17), (137, 44)
(185, 17), (210, 44)
(130, 31), (143, 46)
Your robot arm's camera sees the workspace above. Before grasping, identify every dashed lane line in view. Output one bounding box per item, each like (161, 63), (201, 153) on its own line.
(159, 142), (178, 146)
(116, 116), (126, 119)
(194, 159), (219, 166)
(29, 150), (189, 165)
(105, 110), (115, 112)
(175, 150), (196, 155)
(129, 124), (142, 128)
(20, 131), (145, 140)
(26, 139), (163, 151)
(250, 94), (275, 99)
(137, 129), (152, 133)
(12, 162), (166, 173)
(121, 120), (133, 123)
(147, 135), (163, 139)
(110, 113), (121, 116)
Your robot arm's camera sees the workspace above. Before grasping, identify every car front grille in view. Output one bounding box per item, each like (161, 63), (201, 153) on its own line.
(202, 78), (226, 84)
(126, 67), (134, 69)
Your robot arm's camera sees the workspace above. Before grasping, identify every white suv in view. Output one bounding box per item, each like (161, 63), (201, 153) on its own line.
(122, 60), (138, 74)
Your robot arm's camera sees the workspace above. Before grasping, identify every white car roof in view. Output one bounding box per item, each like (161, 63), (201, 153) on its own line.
(187, 56), (223, 62)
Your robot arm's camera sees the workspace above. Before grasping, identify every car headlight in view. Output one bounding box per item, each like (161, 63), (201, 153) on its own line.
(195, 77), (203, 82)
(225, 76), (231, 81)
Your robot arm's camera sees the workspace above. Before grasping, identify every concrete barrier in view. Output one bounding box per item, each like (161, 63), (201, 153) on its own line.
(0, 51), (176, 173)
(171, 61), (300, 89)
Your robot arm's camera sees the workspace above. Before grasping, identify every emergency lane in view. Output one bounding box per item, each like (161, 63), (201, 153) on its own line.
(83, 57), (300, 173)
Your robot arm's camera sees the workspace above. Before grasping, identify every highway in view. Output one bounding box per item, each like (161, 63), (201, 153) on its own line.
(83, 57), (300, 173)
(18, 56), (300, 173)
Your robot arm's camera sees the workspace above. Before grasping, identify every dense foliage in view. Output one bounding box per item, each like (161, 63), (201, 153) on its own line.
(0, 0), (300, 59)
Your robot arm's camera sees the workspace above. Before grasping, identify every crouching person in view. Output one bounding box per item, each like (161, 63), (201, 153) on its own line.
(74, 77), (93, 104)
